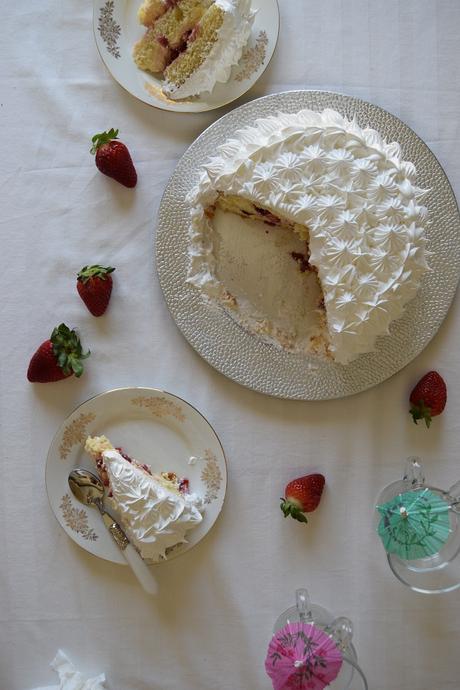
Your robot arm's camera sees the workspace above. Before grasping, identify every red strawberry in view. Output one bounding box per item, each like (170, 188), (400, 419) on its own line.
(280, 474), (325, 523)
(90, 129), (137, 188)
(77, 265), (115, 316)
(409, 371), (447, 428)
(27, 324), (90, 383)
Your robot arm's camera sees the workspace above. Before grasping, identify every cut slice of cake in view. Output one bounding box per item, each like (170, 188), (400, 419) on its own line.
(133, 0), (254, 100)
(85, 435), (204, 562)
(187, 108), (430, 364)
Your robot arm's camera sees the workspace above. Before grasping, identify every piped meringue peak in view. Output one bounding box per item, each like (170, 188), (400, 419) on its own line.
(187, 108), (429, 364)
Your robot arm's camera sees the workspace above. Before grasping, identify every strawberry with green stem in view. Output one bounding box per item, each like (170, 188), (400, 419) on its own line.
(409, 371), (447, 428)
(77, 265), (115, 316)
(91, 129), (137, 188)
(280, 474), (325, 523)
(27, 324), (90, 383)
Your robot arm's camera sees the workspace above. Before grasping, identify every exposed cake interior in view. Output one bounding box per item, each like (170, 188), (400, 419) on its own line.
(133, 0), (211, 74)
(214, 193), (329, 339)
(215, 193), (314, 243)
(138, 0), (169, 26)
(163, 3), (224, 90)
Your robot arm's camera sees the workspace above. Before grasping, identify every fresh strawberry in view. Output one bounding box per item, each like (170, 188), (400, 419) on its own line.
(27, 324), (90, 383)
(77, 265), (115, 316)
(90, 129), (137, 188)
(409, 371), (447, 428)
(280, 474), (325, 523)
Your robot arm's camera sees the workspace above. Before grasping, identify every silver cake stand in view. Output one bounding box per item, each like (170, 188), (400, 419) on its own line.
(156, 90), (460, 400)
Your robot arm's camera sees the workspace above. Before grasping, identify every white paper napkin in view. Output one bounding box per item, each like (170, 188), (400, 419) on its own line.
(29, 650), (106, 690)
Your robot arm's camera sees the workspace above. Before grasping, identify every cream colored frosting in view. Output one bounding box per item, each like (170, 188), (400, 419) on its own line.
(102, 449), (204, 562)
(163, 0), (255, 99)
(187, 108), (429, 364)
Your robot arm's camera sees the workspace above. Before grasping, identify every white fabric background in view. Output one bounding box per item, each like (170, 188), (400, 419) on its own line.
(1, 1), (460, 688)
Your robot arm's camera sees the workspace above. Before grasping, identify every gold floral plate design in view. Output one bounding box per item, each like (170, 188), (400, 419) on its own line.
(46, 387), (227, 565)
(93, 0), (279, 113)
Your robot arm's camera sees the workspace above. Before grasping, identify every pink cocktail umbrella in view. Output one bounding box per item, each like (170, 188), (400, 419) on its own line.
(265, 622), (343, 690)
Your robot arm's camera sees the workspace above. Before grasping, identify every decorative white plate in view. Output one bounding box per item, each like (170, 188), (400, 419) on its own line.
(46, 387), (227, 565)
(156, 90), (460, 400)
(93, 0), (279, 112)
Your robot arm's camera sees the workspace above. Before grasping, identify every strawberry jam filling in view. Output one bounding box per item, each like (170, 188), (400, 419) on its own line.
(179, 478), (190, 494)
(115, 447), (153, 476)
(156, 21), (201, 67)
(291, 251), (310, 273)
(187, 24), (201, 42)
(95, 457), (110, 488)
(157, 34), (169, 47)
(254, 206), (282, 226)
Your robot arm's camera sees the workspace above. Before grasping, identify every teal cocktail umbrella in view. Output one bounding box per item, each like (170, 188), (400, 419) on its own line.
(376, 488), (451, 560)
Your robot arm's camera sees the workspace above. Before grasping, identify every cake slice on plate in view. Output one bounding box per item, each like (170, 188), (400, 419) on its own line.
(133, 0), (254, 99)
(85, 435), (204, 562)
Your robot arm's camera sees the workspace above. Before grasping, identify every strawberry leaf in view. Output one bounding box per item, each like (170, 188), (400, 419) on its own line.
(50, 324), (90, 378)
(77, 265), (116, 283)
(69, 356), (84, 378)
(280, 498), (309, 523)
(90, 129), (119, 154)
(291, 510), (308, 524)
(410, 400), (432, 428)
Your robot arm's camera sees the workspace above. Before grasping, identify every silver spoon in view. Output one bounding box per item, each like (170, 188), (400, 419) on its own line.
(68, 469), (158, 595)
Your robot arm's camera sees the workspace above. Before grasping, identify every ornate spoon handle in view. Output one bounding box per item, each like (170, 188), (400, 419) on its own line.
(100, 510), (158, 595)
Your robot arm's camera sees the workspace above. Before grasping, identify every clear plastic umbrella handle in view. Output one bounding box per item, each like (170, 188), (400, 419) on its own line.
(403, 456), (460, 511)
(402, 456), (425, 488)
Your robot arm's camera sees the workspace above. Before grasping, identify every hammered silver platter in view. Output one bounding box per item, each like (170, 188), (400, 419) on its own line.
(156, 90), (460, 400)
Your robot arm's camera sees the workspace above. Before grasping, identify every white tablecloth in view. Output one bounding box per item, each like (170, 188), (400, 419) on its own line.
(2, 1), (460, 688)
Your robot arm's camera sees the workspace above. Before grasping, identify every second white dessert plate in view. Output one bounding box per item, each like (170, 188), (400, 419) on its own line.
(46, 387), (227, 565)
(93, 0), (279, 112)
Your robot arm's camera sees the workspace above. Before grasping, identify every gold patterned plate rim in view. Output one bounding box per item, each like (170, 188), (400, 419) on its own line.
(45, 387), (227, 566)
(92, 0), (280, 113)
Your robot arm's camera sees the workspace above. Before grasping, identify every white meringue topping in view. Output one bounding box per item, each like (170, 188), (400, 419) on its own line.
(102, 449), (204, 562)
